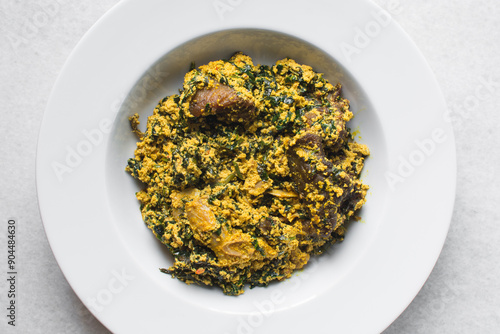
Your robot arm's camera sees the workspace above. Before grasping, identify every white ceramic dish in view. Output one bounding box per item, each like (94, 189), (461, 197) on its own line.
(37, 0), (456, 333)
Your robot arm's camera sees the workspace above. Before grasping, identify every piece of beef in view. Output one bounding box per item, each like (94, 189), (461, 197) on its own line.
(326, 87), (350, 152)
(189, 84), (255, 122)
(302, 85), (350, 152)
(288, 132), (355, 239)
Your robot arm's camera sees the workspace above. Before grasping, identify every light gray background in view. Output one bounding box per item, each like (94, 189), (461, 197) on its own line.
(1, 0), (499, 333)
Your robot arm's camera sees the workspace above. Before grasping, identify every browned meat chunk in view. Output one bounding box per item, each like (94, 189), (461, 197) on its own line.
(302, 85), (350, 152)
(287, 132), (356, 239)
(326, 87), (350, 152)
(189, 84), (255, 122)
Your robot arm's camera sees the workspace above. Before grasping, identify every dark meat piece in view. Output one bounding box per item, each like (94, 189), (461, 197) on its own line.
(288, 132), (355, 239)
(327, 87), (350, 152)
(289, 133), (331, 194)
(303, 85), (350, 152)
(189, 84), (255, 122)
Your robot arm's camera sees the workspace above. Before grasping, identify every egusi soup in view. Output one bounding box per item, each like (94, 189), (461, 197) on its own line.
(126, 52), (369, 295)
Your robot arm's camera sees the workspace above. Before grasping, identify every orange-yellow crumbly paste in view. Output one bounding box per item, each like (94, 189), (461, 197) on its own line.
(127, 53), (369, 295)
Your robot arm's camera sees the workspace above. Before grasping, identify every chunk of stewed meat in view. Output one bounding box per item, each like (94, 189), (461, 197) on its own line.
(303, 85), (350, 152)
(189, 84), (255, 121)
(326, 86), (350, 152)
(288, 132), (355, 239)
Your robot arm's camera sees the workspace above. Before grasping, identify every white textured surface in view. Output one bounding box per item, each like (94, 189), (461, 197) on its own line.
(0, 1), (499, 333)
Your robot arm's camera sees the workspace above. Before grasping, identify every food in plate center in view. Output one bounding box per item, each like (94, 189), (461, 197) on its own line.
(127, 52), (369, 295)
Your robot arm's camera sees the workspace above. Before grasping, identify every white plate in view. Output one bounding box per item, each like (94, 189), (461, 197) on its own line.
(37, 0), (456, 333)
